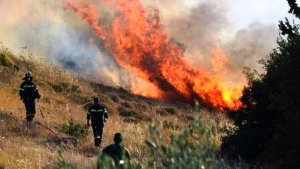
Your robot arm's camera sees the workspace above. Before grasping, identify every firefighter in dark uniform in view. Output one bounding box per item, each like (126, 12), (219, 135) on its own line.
(19, 71), (41, 122)
(87, 97), (108, 147)
(102, 133), (131, 165)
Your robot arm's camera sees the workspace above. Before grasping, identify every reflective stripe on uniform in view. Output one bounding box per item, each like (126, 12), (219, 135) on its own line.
(95, 136), (101, 139)
(23, 85), (35, 88)
(19, 88), (25, 91)
(90, 109), (104, 112)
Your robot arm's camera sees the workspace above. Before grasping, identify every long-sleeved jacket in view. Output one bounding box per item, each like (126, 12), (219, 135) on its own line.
(87, 104), (108, 126)
(102, 143), (131, 165)
(19, 81), (41, 102)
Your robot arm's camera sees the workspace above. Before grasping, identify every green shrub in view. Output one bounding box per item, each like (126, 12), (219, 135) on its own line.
(163, 108), (176, 115)
(183, 115), (195, 122)
(162, 120), (180, 130)
(118, 108), (144, 122)
(68, 93), (89, 104)
(156, 108), (176, 116)
(121, 102), (132, 108)
(156, 109), (168, 116)
(222, 1), (300, 168)
(56, 115), (216, 168)
(119, 94), (130, 100)
(60, 120), (88, 139)
(0, 53), (14, 66)
(48, 83), (63, 93)
(146, 115), (216, 168)
(49, 82), (80, 93)
(133, 103), (147, 111)
(110, 94), (119, 103)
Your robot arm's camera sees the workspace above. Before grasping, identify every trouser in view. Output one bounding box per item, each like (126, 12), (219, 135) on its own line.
(92, 124), (103, 147)
(24, 100), (36, 122)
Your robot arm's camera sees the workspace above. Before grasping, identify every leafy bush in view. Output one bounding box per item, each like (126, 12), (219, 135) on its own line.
(121, 102), (132, 108)
(222, 1), (300, 168)
(163, 108), (176, 115)
(56, 115), (216, 168)
(162, 120), (180, 130)
(146, 115), (216, 169)
(118, 108), (145, 123)
(60, 120), (88, 139)
(0, 53), (14, 67)
(156, 108), (176, 116)
(110, 94), (119, 103)
(49, 82), (80, 93)
(68, 93), (89, 104)
(156, 109), (168, 116)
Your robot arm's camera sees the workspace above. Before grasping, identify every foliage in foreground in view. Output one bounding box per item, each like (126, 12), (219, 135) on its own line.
(222, 0), (300, 168)
(57, 115), (216, 168)
(0, 53), (14, 66)
(60, 120), (89, 139)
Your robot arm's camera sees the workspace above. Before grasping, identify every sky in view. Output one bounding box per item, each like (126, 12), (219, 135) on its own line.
(180, 0), (300, 30)
(0, 0), (296, 43)
(227, 0), (295, 30)
(0, 0), (298, 84)
(182, 0), (295, 31)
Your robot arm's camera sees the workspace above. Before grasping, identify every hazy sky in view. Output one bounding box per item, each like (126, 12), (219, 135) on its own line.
(0, 0), (297, 86)
(182, 0), (296, 31)
(228, 0), (295, 30)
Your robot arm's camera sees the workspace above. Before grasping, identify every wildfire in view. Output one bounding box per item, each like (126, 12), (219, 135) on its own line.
(63, 0), (245, 110)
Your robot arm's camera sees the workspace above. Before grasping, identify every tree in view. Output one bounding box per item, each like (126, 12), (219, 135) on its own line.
(221, 1), (300, 168)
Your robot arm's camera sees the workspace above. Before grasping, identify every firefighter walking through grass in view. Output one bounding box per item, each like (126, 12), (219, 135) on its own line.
(102, 133), (131, 166)
(19, 71), (41, 122)
(87, 97), (108, 147)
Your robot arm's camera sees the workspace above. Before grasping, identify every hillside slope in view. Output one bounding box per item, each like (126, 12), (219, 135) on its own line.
(0, 47), (229, 168)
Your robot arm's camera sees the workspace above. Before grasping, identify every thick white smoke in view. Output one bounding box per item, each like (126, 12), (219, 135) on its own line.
(0, 0), (279, 86)
(0, 0), (130, 86)
(142, 0), (278, 82)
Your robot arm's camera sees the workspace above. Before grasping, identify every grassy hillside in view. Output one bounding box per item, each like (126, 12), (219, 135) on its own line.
(0, 47), (232, 168)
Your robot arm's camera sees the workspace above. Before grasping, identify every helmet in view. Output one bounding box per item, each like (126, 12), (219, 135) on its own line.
(24, 71), (33, 78)
(93, 97), (100, 104)
(114, 133), (123, 143)
(23, 71), (33, 81)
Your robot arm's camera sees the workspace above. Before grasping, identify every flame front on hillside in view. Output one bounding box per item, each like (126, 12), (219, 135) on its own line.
(63, 0), (244, 110)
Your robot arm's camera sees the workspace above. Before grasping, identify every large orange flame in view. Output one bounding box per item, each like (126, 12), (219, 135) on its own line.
(63, 0), (244, 110)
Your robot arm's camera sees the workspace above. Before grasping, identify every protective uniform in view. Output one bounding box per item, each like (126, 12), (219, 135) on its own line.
(19, 72), (41, 122)
(87, 98), (108, 147)
(102, 133), (131, 165)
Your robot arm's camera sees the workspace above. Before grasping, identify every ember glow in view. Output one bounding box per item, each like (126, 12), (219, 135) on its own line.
(63, 0), (244, 110)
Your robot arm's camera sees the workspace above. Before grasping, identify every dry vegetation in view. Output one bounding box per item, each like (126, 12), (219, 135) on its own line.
(0, 47), (233, 168)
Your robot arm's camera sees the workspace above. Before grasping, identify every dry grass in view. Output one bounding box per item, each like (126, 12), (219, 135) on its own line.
(0, 48), (233, 168)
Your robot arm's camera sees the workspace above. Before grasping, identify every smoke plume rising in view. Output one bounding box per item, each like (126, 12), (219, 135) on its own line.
(0, 0), (278, 109)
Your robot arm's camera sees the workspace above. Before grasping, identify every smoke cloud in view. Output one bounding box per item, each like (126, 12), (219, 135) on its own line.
(223, 24), (278, 81)
(0, 0), (128, 85)
(138, 0), (278, 86)
(141, 0), (278, 81)
(0, 0), (278, 87)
